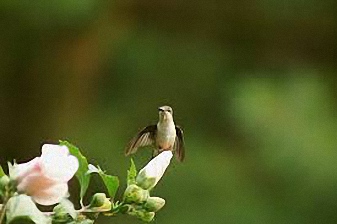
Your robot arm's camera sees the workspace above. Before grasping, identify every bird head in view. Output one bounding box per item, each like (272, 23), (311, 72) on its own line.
(158, 106), (173, 122)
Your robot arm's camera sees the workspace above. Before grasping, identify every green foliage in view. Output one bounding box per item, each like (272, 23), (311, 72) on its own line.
(122, 157), (168, 222)
(1, 0), (337, 222)
(0, 166), (5, 178)
(59, 141), (119, 203)
(127, 159), (137, 186)
(59, 140), (90, 205)
(0, 140), (169, 223)
(87, 165), (119, 199)
(98, 172), (119, 199)
(0, 176), (9, 199)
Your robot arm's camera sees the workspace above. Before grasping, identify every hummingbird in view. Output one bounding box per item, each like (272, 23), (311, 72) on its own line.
(125, 105), (185, 162)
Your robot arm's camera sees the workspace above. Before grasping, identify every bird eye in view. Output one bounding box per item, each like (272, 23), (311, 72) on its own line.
(158, 108), (164, 112)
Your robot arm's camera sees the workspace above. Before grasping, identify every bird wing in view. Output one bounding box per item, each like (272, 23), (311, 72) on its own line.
(125, 125), (157, 156)
(174, 126), (185, 162)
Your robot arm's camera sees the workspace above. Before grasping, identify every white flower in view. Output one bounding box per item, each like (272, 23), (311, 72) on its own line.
(6, 195), (51, 224)
(136, 151), (173, 189)
(11, 144), (79, 205)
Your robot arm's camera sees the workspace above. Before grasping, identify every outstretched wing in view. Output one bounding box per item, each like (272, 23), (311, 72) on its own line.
(125, 125), (157, 156)
(174, 126), (185, 162)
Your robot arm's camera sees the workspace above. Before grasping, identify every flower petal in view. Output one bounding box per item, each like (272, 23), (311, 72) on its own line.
(11, 158), (40, 181)
(12, 144), (79, 205)
(136, 151), (173, 189)
(142, 151), (173, 179)
(32, 183), (68, 206)
(16, 172), (55, 195)
(40, 145), (79, 181)
(42, 144), (69, 157)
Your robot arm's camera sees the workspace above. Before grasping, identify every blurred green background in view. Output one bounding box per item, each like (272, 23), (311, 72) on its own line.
(1, 1), (337, 223)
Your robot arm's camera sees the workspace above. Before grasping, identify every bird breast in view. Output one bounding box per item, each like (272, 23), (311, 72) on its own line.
(156, 122), (176, 149)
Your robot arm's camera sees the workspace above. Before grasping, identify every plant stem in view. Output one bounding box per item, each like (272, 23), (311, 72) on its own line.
(42, 207), (112, 216)
(0, 192), (9, 224)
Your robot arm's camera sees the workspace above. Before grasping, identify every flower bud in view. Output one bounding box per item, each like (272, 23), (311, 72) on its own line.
(136, 151), (173, 190)
(119, 204), (132, 214)
(128, 206), (156, 222)
(89, 193), (111, 210)
(135, 175), (156, 190)
(53, 204), (69, 221)
(123, 184), (149, 204)
(137, 211), (155, 222)
(144, 197), (166, 212)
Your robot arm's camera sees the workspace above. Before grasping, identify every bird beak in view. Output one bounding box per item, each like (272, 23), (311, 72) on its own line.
(163, 113), (168, 120)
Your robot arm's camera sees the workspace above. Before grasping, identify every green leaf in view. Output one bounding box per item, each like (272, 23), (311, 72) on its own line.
(59, 140), (90, 205)
(87, 164), (119, 199)
(0, 165), (5, 177)
(99, 172), (119, 199)
(127, 158), (137, 186)
(6, 195), (51, 224)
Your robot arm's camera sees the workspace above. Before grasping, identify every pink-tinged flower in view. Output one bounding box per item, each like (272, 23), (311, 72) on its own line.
(136, 151), (173, 190)
(10, 144), (79, 205)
